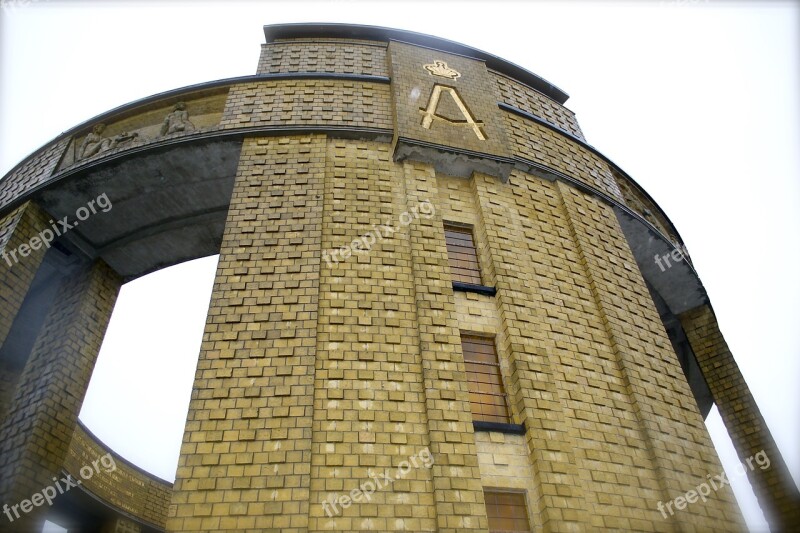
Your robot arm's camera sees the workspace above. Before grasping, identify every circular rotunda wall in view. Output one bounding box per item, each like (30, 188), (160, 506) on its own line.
(1, 22), (797, 533)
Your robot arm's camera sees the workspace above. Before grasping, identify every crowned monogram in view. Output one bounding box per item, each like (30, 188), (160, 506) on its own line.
(423, 60), (461, 80)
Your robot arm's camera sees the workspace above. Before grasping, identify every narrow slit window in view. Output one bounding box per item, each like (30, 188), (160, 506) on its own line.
(484, 489), (531, 533)
(462, 334), (510, 424)
(444, 224), (482, 285)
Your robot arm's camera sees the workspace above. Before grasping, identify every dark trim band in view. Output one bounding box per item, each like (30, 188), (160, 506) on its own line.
(0, 126), (394, 218)
(473, 421), (526, 435)
(499, 102), (686, 249)
(453, 282), (497, 296)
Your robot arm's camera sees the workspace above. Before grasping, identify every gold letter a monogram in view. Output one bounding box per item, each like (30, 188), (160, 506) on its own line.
(419, 85), (486, 141)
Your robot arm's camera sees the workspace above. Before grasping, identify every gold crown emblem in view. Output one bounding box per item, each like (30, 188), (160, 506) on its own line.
(423, 60), (461, 80)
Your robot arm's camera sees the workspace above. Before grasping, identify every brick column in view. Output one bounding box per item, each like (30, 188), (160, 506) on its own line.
(0, 259), (121, 532)
(556, 182), (743, 531)
(471, 173), (591, 531)
(680, 304), (800, 530)
(167, 136), (325, 532)
(308, 141), (436, 531)
(402, 161), (488, 533)
(0, 202), (52, 421)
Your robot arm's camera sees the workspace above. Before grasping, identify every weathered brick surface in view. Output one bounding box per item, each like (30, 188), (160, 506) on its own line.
(470, 171), (593, 531)
(680, 305), (800, 530)
(0, 30), (783, 533)
(402, 162), (489, 533)
(309, 140), (436, 532)
(220, 81), (391, 130)
(65, 422), (172, 530)
(556, 181), (744, 531)
(257, 40), (388, 76)
(0, 203), (51, 352)
(0, 139), (69, 213)
(504, 112), (623, 200)
(492, 71), (585, 140)
(167, 135), (325, 532)
(0, 259), (121, 531)
(0, 202), (53, 439)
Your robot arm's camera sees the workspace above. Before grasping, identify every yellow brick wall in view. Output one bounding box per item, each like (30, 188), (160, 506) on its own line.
(310, 140), (436, 532)
(401, 161), (488, 533)
(0, 139), (69, 213)
(0, 30), (775, 533)
(167, 135), (326, 532)
(474, 432), (539, 528)
(492, 72), (584, 140)
(504, 112), (622, 201)
(555, 181), (743, 531)
(680, 305), (800, 529)
(258, 40), (388, 77)
(64, 423), (172, 530)
(220, 81), (391, 130)
(0, 259), (121, 530)
(0, 203), (52, 431)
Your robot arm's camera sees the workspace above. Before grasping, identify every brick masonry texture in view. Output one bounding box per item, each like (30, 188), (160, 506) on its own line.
(167, 135), (325, 532)
(0, 203), (52, 423)
(402, 161), (489, 533)
(680, 305), (800, 530)
(504, 112), (624, 201)
(257, 40), (388, 77)
(555, 181), (743, 531)
(64, 423), (172, 530)
(220, 80), (392, 130)
(0, 259), (120, 532)
(492, 72), (585, 140)
(310, 141), (436, 532)
(0, 28), (790, 533)
(0, 139), (69, 213)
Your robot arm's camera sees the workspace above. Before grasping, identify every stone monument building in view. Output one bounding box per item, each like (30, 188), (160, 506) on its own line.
(0, 23), (797, 533)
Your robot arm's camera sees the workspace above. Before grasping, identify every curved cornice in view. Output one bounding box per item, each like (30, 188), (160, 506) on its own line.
(263, 23), (570, 104)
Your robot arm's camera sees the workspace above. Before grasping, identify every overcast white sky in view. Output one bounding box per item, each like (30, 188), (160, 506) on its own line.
(1, 1), (798, 532)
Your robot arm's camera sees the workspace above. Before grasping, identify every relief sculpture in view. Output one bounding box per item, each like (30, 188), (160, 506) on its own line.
(160, 102), (196, 136)
(77, 123), (141, 160)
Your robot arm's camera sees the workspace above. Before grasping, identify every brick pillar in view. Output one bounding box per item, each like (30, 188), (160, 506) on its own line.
(680, 304), (800, 530)
(471, 173), (591, 531)
(0, 259), (121, 532)
(167, 136), (325, 532)
(0, 202), (52, 420)
(402, 161), (488, 533)
(556, 182), (743, 531)
(308, 141), (436, 531)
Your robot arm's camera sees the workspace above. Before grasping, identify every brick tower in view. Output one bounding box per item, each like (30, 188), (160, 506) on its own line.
(0, 23), (797, 533)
